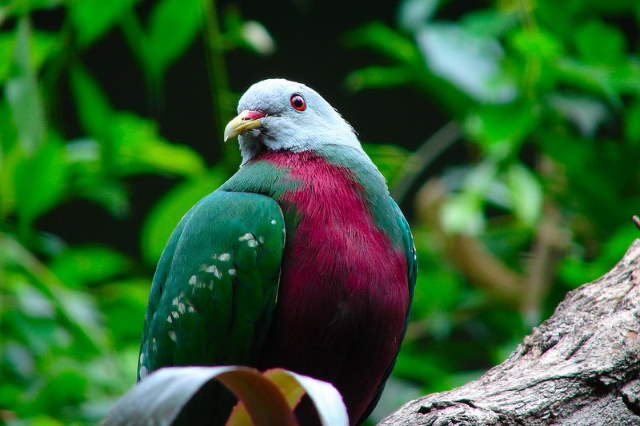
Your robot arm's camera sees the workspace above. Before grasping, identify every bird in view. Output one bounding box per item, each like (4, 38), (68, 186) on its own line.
(137, 79), (416, 425)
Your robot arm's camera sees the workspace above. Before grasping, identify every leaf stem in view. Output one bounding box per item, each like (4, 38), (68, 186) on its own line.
(200, 0), (234, 148)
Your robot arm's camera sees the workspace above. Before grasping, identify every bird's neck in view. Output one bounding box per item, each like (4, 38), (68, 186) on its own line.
(221, 146), (405, 250)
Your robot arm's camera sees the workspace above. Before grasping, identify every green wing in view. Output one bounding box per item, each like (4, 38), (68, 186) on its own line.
(137, 191), (285, 380)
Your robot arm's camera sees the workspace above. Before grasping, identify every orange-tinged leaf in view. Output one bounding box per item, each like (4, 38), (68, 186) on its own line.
(227, 368), (349, 426)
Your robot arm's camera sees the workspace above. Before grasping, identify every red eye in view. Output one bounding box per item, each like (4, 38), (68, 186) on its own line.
(290, 94), (306, 111)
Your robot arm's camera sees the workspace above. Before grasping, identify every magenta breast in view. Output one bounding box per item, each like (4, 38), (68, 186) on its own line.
(257, 150), (409, 424)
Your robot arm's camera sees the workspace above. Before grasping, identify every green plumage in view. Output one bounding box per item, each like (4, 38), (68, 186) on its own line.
(138, 191), (285, 377)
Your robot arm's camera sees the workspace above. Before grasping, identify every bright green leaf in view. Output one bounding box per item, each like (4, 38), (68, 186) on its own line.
(464, 101), (537, 154)
(0, 142), (21, 216)
(14, 138), (67, 226)
(509, 28), (563, 61)
(50, 246), (131, 288)
(345, 65), (416, 92)
(461, 9), (519, 37)
(110, 113), (206, 176)
(70, 0), (140, 47)
(554, 58), (620, 105)
(505, 163), (542, 226)
(441, 193), (485, 235)
(64, 139), (130, 216)
(624, 99), (640, 145)
(6, 17), (47, 152)
(146, 0), (202, 81)
(344, 22), (422, 65)
(575, 20), (626, 64)
(70, 66), (114, 144)
(362, 143), (410, 185)
(0, 32), (15, 83)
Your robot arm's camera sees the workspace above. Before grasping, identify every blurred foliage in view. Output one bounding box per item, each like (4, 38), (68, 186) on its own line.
(0, 0), (639, 425)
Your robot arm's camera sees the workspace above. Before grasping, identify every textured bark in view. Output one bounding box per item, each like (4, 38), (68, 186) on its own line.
(381, 239), (640, 426)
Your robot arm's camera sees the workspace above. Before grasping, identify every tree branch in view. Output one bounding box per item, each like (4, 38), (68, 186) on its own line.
(382, 240), (640, 425)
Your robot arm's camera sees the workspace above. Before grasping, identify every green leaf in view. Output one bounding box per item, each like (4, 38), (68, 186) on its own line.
(554, 58), (620, 105)
(64, 139), (130, 216)
(575, 20), (626, 64)
(415, 23), (516, 103)
(98, 279), (149, 342)
(505, 163), (542, 226)
(33, 368), (89, 413)
(624, 99), (640, 145)
(0, 30), (58, 84)
(464, 101), (537, 154)
(50, 246), (131, 288)
(110, 113), (205, 176)
(70, 0), (140, 47)
(6, 17), (47, 152)
(0, 32), (15, 83)
(70, 66), (114, 144)
(141, 171), (225, 264)
(0, 234), (107, 353)
(441, 193), (485, 235)
(362, 143), (410, 186)
(104, 366), (348, 426)
(509, 28), (563, 61)
(14, 138), (67, 226)
(146, 0), (202, 81)
(461, 9), (519, 37)
(343, 22), (421, 65)
(345, 66), (416, 92)
(0, 142), (21, 216)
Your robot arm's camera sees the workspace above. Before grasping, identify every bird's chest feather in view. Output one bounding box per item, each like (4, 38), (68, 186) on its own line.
(258, 151), (408, 417)
(264, 151), (407, 325)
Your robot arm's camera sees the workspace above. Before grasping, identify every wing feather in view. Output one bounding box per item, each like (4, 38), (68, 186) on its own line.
(138, 190), (285, 379)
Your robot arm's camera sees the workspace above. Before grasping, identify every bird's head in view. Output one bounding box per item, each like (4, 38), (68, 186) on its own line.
(224, 79), (361, 163)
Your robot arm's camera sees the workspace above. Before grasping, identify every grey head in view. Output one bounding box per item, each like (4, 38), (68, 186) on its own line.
(223, 79), (362, 163)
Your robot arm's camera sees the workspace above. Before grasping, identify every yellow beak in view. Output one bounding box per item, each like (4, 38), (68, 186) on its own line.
(223, 110), (264, 142)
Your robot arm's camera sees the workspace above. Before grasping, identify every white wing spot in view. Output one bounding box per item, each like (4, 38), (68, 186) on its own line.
(238, 233), (253, 241)
(139, 366), (148, 379)
(168, 330), (177, 342)
(228, 268), (237, 276)
(178, 303), (186, 314)
(218, 253), (230, 261)
(206, 264), (223, 279)
(271, 219), (277, 225)
(247, 239), (259, 248)
(167, 315), (173, 323)
(188, 305), (195, 313)
(188, 275), (197, 286)
(171, 311), (179, 319)
(172, 296), (179, 306)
